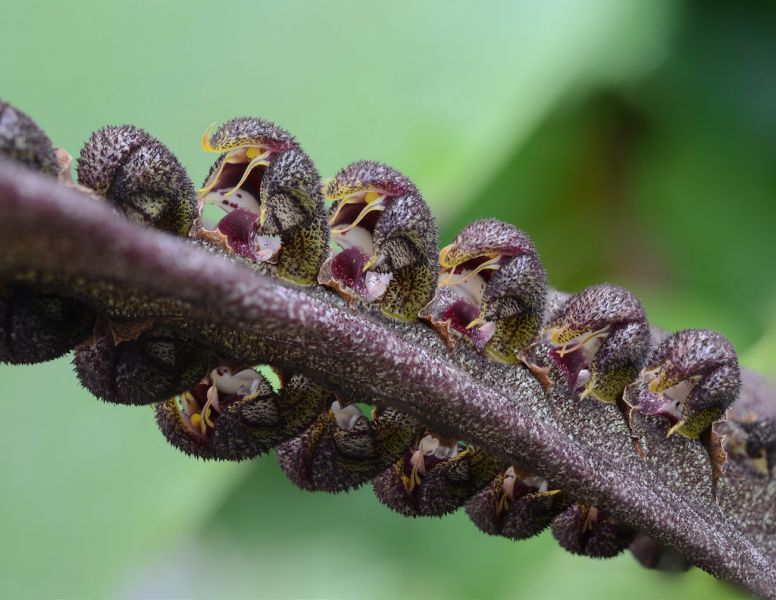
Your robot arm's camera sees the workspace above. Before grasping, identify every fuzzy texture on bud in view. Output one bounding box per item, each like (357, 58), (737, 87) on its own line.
(373, 435), (501, 517)
(73, 323), (211, 405)
(543, 283), (650, 403)
(156, 369), (330, 461)
(0, 100), (58, 176)
(423, 218), (546, 363)
(77, 125), (197, 236)
(276, 402), (422, 493)
(466, 466), (569, 540)
(198, 117), (328, 284)
(0, 101), (95, 364)
(0, 285), (94, 364)
(624, 329), (740, 439)
(320, 161), (438, 321)
(551, 503), (634, 558)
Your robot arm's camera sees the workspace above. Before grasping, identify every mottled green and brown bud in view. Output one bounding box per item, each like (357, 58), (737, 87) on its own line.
(0, 101), (95, 364)
(551, 503), (634, 558)
(319, 161), (438, 321)
(73, 322), (211, 405)
(629, 534), (691, 572)
(422, 219), (546, 363)
(543, 284), (649, 403)
(74, 125), (215, 406)
(372, 434), (501, 517)
(466, 466), (569, 540)
(77, 125), (197, 236)
(624, 329), (740, 439)
(0, 99), (58, 176)
(0, 285), (94, 364)
(276, 402), (421, 493)
(738, 417), (776, 476)
(198, 117), (328, 284)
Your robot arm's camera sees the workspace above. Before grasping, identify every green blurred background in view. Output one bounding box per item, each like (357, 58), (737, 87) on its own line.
(1, 1), (774, 598)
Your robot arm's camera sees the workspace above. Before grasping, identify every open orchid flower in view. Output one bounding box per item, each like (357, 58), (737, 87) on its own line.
(624, 329), (740, 439)
(373, 433), (501, 517)
(156, 366), (328, 461)
(318, 161), (438, 321)
(197, 117), (328, 284)
(421, 219), (547, 363)
(542, 284), (650, 403)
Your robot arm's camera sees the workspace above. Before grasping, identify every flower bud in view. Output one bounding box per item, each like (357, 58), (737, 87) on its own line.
(77, 125), (197, 236)
(0, 101), (95, 364)
(551, 503), (634, 558)
(74, 323), (210, 405)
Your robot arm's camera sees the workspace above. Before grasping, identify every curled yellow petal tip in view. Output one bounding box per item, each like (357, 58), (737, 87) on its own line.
(200, 122), (218, 153)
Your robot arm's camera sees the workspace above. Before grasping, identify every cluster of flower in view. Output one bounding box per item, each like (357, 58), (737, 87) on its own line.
(1, 99), (772, 574)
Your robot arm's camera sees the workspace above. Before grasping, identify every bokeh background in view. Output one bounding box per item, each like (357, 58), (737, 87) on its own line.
(1, 1), (775, 598)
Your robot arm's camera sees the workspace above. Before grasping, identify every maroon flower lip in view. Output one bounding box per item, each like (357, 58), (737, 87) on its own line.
(549, 344), (592, 389)
(633, 385), (683, 425)
(324, 191), (394, 302)
(198, 145), (281, 264)
(329, 247), (373, 300)
(440, 299), (480, 335)
(423, 253), (509, 348)
(216, 208), (260, 259)
(438, 299), (491, 349)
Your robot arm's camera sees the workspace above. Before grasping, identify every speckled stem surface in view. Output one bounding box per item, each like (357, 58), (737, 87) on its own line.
(1, 161), (774, 597)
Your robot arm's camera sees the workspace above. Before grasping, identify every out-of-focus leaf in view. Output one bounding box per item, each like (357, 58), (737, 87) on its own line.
(0, 0), (675, 213)
(118, 459), (732, 599)
(0, 359), (244, 599)
(743, 306), (776, 377)
(627, 1), (776, 349)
